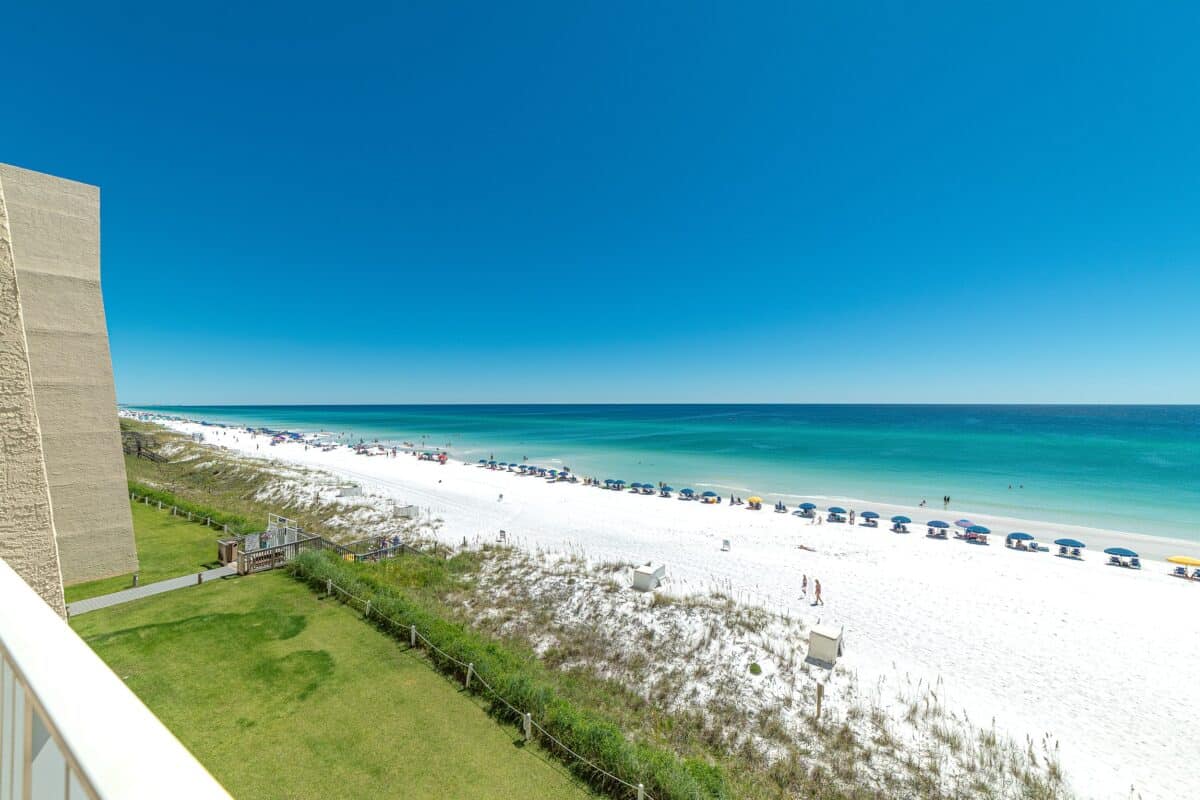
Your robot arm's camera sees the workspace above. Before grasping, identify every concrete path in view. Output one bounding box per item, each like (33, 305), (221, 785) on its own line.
(67, 566), (237, 616)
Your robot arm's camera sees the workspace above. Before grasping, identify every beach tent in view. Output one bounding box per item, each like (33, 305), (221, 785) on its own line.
(1104, 546), (1141, 569)
(1055, 538), (1086, 559)
(1167, 555), (1200, 580)
(1006, 532), (1035, 550)
(806, 624), (844, 668)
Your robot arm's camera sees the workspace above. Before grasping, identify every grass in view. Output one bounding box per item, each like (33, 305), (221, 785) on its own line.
(71, 570), (597, 800)
(64, 502), (222, 603)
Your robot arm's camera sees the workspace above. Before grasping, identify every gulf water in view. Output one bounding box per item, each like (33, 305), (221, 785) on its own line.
(134, 404), (1200, 541)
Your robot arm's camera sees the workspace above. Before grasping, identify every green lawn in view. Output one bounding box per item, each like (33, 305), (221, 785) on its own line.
(65, 502), (221, 603)
(71, 571), (596, 800)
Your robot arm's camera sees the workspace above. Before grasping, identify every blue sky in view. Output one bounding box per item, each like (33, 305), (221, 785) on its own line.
(4, 2), (1199, 403)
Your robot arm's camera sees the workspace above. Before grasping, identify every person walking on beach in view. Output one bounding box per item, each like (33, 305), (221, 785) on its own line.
(813, 579), (824, 606)
(801, 574), (808, 599)
(849, 509), (856, 525)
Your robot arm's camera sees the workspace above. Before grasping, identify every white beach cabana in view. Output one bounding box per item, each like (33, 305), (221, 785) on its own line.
(806, 624), (844, 668)
(632, 562), (667, 591)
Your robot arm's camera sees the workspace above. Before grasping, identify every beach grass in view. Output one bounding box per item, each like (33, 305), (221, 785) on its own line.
(64, 501), (222, 603)
(70, 570), (597, 800)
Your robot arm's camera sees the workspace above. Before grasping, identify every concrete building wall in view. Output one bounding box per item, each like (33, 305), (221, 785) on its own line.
(0, 163), (137, 589)
(0, 172), (65, 614)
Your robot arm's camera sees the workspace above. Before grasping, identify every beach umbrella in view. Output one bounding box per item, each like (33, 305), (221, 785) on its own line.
(927, 520), (950, 529)
(488, 460), (497, 466)
(497, 462), (507, 467)
(681, 488), (695, 495)
(630, 482), (643, 489)
(1166, 555), (1200, 566)
(612, 479), (625, 485)
(661, 486), (674, 492)
(1007, 532), (1034, 541)
(702, 491), (718, 498)
(800, 502), (817, 510)
(828, 506), (847, 514)
(891, 515), (911, 524)
(477, 459), (487, 464)
(747, 496), (763, 504)
(1054, 538), (1086, 549)
(861, 511), (879, 519)
(955, 519), (973, 529)
(967, 525), (991, 534)
(1104, 547), (1139, 558)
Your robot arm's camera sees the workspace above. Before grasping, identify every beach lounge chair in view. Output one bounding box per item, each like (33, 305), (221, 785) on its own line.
(1071, 548), (1082, 559)
(1058, 545), (1068, 556)
(1174, 566), (1189, 578)
(1130, 557), (1141, 569)
(1193, 569), (1200, 581)
(1108, 555), (1121, 567)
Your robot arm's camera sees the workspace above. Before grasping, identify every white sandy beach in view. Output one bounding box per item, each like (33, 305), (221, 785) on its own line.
(150, 415), (1198, 799)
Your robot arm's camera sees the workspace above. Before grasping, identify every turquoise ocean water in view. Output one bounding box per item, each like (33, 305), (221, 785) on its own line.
(134, 405), (1200, 542)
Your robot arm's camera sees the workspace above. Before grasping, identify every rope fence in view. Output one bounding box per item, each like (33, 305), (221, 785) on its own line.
(315, 575), (654, 800)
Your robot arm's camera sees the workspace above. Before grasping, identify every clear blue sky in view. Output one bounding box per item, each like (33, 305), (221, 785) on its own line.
(5, 2), (1198, 403)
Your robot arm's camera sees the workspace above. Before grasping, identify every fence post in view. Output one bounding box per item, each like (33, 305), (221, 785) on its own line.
(465, 662), (473, 690)
(410, 625), (417, 647)
(815, 681), (824, 722)
(523, 712), (532, 742)
(326, 578), (332, 597)
(157, 500), (162, 510)
(364, 600), (371, 618)
(205, 517), (211, 527)
(188, 511), (193, 521)
(638, 784), (645, 800)
(223, 523), (229, 534)
(197, 572), (203, 585)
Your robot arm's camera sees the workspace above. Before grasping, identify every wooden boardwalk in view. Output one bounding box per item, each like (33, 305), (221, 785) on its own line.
(67, 566), (237, 616)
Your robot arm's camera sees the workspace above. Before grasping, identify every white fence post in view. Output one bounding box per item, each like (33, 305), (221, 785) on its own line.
(326, 578), (332, 598)
(157, 500), (162, 510)
(638, 783), (645, 800)
(410, 625), (417, 647)
(364, 600), (371, 618)
(465, 663), (473, 690)
(523, 712), (532, 742)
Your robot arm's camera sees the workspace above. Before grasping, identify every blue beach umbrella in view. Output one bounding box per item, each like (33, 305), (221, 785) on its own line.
(702, 491), (718, 498)
(477, 459), (487, 464)
(661, 486), (674, 492)
(612, 479), (625, 486)
(861, 511), (879, 519)
(828, 506), (847, 514)
(927, 520), (950, 529)
(1007, 532), (1034, 541)
(681, 488), (695, 496)
(1104, 547), (1138, 558)
(891, 515), (911, 524)
(630, 482), (643, 489)
(1054, 538), (1086, 549)
(967, 525), (991, 534)
(800, 502), (817, 510)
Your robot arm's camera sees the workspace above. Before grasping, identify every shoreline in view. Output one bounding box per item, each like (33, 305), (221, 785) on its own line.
(128, 409), (1198, 562)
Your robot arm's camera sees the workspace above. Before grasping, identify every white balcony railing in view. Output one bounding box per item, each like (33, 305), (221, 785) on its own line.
(0, 558), (231, 799)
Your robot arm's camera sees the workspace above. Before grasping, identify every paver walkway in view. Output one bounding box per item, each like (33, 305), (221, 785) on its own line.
(67, 566), (237, 616)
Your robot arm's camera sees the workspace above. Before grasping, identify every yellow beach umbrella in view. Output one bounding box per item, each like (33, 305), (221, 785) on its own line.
(1167, 555), (1200, 567)
(747, 496), (763, 504)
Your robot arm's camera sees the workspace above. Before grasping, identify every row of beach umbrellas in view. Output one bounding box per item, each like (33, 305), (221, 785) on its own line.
(470, 460), (1198, 570)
